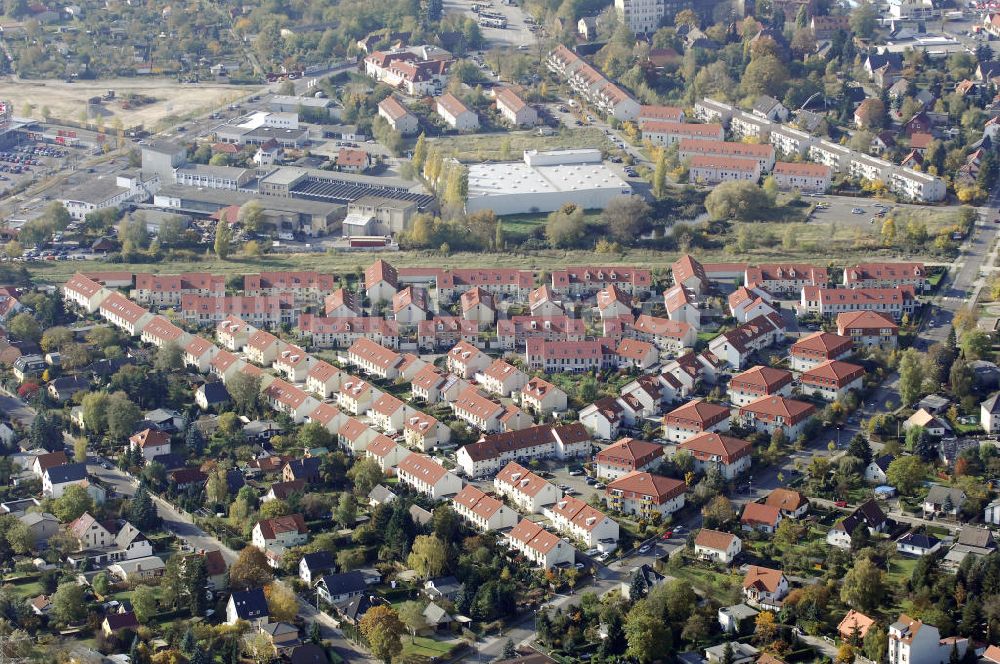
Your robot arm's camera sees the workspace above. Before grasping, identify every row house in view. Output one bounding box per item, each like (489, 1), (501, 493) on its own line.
(790, 331), (853, 372)
(496, 316), (586, 351)
(365, 259), (399, 306)
(836, 311), (899, 349)
(579, 397), (622, 440)
(808, 140), (853, 172)
(662, 286), (701, 329)
(638, 105), (685, 124)
(264, 379), (320, 424)
(594, 437), (663, 480)
(403, 411), (451, 451)
(772, 161), (831, 192)
(477, 359), (529, 398)
(298, 315), (400, 349)
(183, 336), (219, 372)
(99, 292), (153, 336)
(461, 287), (495, 324)
(418, 317), (481, 352)
(728, 287), (776, 324)
(410, 365), (467, 404)
(451, 387), (530, 433)
(180, 294), (298, 328)
(689, 155), (761, 184)
(215, 315), (255, 352)
(505, 518), (575, 568)
(621, 373), (679, 416)
(694, 99), (736, 125)
(396, 452), (463, 500)
(798, 360), (865, 401)
(305, 361), (346, 399)
(347, 338), (404, 380)
(338, 378), (382, 416)
(596, 284), (632, 320)
(800, 285), (916, 320)
(243, 271), (336, 303)
(132, 272), (225, 307)
(615, 338), (659, 371)
(494, 461), (562, 513)
(628, 314), (696, 353)
(707, 313), (785, 369)
(528, 285), (564, 317)
(324, 288), (362, 318)
(543, 496), (619, 548)
(306, 402), (346, 436)
(339, 417), (378, 454)
(456, 422), (591, 478)
(678, 139), (776, 172)
(643, 121), (725, 147)
(524, 338), (616, 373)
(209, 350), (246, 384)
(364, 433), (409, 474)
(605, 472), (686, 519)
(273, 346), (312, 383)
(520, 377), (568, 415)
(431, 268), (535, 304)
(369, 393), (412, 434)
(392, 287), (430, 325)
(663, 399), (731, 443)
(768, 125), (815, 158)
(738, 396), (817, 440)
(244, 329), (282, 366)
(450, 485), (518, 532)
(549, 266), (652, 299)
(63, 273), (111, 313)
(672, 254), (708, 295)
(728, 112), (771, 141)
(843, 263), (927, 291)
(140, 315), (191, 349)
(446, 340), (491, 379)
(744, 264), (827, 295)
(545, 45), (640, 120)
(728, 365), (793, 407)
(676, 431), (752, 480)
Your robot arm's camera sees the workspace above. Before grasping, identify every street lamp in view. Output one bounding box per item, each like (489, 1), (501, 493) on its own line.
(836, 426), (841, 448)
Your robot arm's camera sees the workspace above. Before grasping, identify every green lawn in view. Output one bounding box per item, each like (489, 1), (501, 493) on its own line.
(7, 578), (43, 600)
(428, 127), (611, 163)
(400, 635), (459, 660)
(887, 555), (919, 585)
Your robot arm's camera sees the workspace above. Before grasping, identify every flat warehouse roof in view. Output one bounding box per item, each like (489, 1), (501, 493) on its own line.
(468, 161), (630, 197)
(292, 177), (436, 207)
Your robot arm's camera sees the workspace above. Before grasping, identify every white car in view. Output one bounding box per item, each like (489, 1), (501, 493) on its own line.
(852, 207), (865, 214)
(639, 544), (651, 553)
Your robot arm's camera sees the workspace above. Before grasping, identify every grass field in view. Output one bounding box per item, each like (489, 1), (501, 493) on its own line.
(428, 127), (611, 162)
(400, 635), (460, 660)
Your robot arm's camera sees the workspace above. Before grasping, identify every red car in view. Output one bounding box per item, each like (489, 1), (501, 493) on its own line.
(661, 531), (673, 539)
(835, 500), (848, 508)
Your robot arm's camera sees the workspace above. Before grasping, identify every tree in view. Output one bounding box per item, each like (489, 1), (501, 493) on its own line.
(847, 434), (873, 466)
(132, 585), (157, 622)
(855, 99), (886, 129)
(54, 484), (94, 522)
(238, 200), (264, 233)
(603, 196), (651, 245)
(229, 546), (274, 591)
(206, 468), (229, 505)
(228, 372), (262, 416)
(412, 133), (428, 173)
(864, 623), (888, 663)
(127, 486), (160, 531)
(841, 556), (884, 612)
(92, 572), (111, 596)
(154, 341), (184, 372)
(264, 582), (298, 622)
(214, 219), (232, 259)
(52, 582), (87, 623)
(887, 456), (926, 495)
(334, 492), (357, 529)
(407, 535), (448, 579)
(397, 600), (427, 641)
(704, 181), (774, 221)
(244, 632), (276, 664)
(838, 644), (856, 664)
(850, 1), (878, 38)
(625, 601), (670, 663)
(702, 495), (736, 526)
(73, 436), (88, 463)
(754, 611), (777, 643)
(960, 330), (993, 361)
(741, 55), (789, 98)
(898, 348), (926, 407)
(347, 457), (383, 497)
(545, 204), (587, 248)
(6, 520), (33, 555)
(881, 217), (896, 245)
(358, 605), (405, 664)
(653, 150), (667, 199)
(40, 326), (73, 353)
(299, 421), (333, 450)
(107, 397), (141, 441)
(7, 312), (41, 343)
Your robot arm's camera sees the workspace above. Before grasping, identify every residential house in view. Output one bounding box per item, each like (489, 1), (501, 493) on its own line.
(742, 566), (788, 609)
(694, 529), (742, 564)
(923, 485), (966, 518)
(226, 588), (269, 626)
(396, 453), (463, 499)
(888, 614), (967, 664)
(741, 502), (782, 534)
(450, 484), (518, 532)
(299, 551), (336, 585)
(604, 472), (686, 518)
(594, 438), (663, 480)
(798, 360), (865, 401)
(763, 488), (809, 518)
(790, 332), (853, 372)
(837, 311), (899, 349)
(505, 518), (575, 568)
(494, 462), (562, 513)
(129, 429), (172, 462)
(827, 500), (889, 548)
(520, 377), (568, 416)
(663, 399), (731, 443)
(728, 366), (792, 407)
(543, 495), (620, 548)
(676, 432), (752, 480)
(739, 396), (817, 440)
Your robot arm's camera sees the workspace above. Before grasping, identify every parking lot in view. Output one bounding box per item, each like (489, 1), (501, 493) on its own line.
(442, 0), (538, 47)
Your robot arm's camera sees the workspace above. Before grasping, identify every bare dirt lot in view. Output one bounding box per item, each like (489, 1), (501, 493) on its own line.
(0, 77), (263, 129)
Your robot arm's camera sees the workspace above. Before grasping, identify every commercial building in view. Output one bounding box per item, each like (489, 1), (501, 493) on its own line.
(466, 149), (631, 216)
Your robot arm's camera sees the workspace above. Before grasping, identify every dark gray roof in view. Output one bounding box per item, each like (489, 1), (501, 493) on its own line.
(898, 532), (940, 549)
(45, 462), (87, 484)
(230, 588), (268, 620)
(198, 381), (230, 405)
(319, 571), (368, 596)
(301, 550), (335, 573)
(925, 485), (966, 507)
(289, 643), (330, 664)
(335, 593), (387, 622)
(873, 454), (894, 473)
(983, 392), (1000, 415)
(957, 528), (996, 549)
(49, 375), (90, 391)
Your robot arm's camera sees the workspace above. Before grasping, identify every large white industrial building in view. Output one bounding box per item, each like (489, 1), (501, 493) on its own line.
(466, 149), (632, 216)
